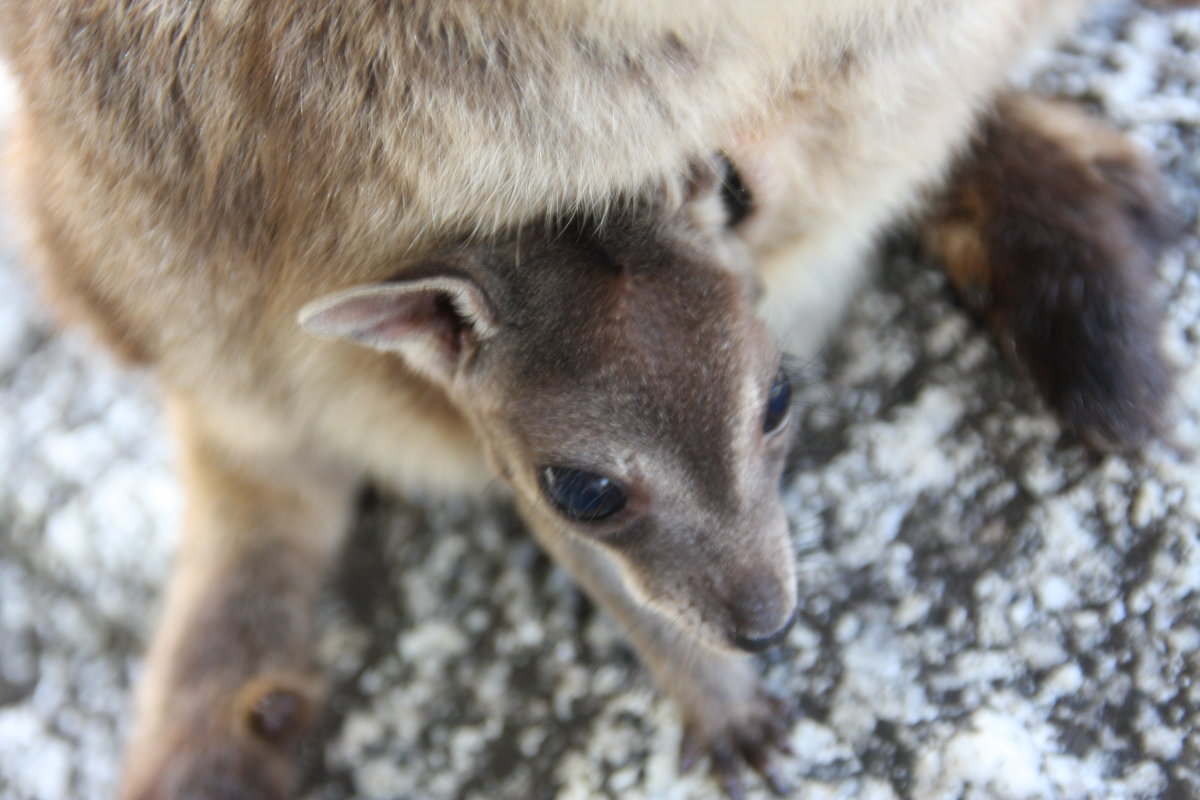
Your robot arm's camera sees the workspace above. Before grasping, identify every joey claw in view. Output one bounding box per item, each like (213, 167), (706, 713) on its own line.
(712, 744), (747, 800)
(761, 764), (791, 796)
(679, 682), (798, 799)
(768, 692), (802, 724)
(735, 731), (791, 796)
(679, 731), (704, 774)
(762, 714), (792, 747)
(721, 773), (747, 800)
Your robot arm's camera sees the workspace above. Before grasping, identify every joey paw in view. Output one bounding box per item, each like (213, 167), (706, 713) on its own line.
(678, 686), (799, 800)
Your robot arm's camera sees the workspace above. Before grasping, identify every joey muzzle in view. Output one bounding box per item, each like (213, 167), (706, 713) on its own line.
(728, 577), (798, 653)
(734, 606), (798, 653)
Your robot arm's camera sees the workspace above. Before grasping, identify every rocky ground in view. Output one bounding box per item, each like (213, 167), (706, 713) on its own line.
(2, 3), (1199, 799)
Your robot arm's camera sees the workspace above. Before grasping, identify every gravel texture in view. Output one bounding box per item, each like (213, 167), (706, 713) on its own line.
(2, 3), (1199, 799)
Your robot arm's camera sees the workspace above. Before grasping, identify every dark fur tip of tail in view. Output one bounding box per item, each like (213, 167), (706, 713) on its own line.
(1018, 297), (1171, 452)
(990, 191), (1175, 453)
(931, 95), (1184, 454)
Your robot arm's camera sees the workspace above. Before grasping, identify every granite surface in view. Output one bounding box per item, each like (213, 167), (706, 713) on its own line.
(1, 3), (1199, 799)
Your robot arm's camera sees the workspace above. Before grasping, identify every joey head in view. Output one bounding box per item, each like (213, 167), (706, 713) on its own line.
(300, 166), (800, 793)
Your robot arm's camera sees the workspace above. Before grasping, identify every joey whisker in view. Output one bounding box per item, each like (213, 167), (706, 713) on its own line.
(792, 553), (841, 583)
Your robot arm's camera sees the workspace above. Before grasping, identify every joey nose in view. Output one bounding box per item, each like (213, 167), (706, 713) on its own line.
(729, 581), (797, 653)
(733, 606), (797, 653)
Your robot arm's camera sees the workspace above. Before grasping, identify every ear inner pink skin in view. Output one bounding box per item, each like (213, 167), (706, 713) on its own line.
(299, 277), (497, 365)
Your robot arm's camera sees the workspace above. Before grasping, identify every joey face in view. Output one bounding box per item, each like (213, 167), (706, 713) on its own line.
(299, 163), (798, 653)
(466, 209), (797, 653)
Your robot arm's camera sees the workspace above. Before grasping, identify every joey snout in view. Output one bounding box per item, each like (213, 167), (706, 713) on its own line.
(657, 558), (797, 654)
(707, 542), (798, 654)
(629, 514), (798, 655)
(715, 507), (798, 653)
(726, 573), (798, 653)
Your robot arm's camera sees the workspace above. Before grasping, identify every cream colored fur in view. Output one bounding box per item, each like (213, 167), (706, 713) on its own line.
(2, 0), (1087, 493)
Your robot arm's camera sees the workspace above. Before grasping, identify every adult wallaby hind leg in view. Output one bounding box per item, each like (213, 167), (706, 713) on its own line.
(121, 397), (357, 800)
(922, 93), (1182, 450)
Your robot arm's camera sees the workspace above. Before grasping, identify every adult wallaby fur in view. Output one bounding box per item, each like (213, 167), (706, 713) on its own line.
(0, 1), (1185, 798)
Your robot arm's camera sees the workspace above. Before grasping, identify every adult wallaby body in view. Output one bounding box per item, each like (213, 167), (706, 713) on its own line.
(0, 1), (1182, 797)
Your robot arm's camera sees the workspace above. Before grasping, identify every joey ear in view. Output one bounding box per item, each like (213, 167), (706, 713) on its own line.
(297, 274), (497, 379)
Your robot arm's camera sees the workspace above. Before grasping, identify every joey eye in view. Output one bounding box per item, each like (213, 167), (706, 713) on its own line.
(540, 466), (628, 522)
(763, 371), (792, 435)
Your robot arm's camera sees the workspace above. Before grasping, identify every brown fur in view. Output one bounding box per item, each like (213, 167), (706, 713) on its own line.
(923, 93), (1181, 449)
(0, 0), (1183, 797)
